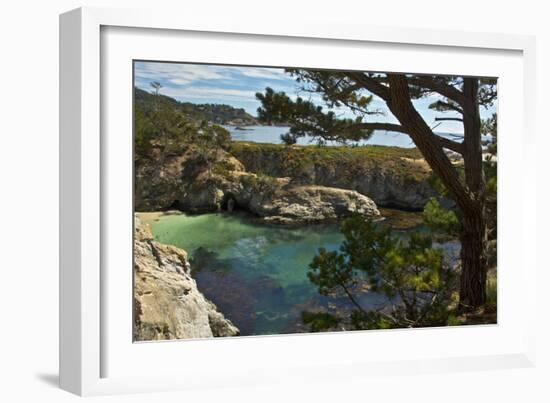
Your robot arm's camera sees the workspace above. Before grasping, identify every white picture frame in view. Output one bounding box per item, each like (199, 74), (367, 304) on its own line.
(59, 6), (538, 396)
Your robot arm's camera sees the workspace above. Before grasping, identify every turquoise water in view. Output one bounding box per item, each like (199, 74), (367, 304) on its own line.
(149, 212), (459, 335)
(152, 213), (344, 289)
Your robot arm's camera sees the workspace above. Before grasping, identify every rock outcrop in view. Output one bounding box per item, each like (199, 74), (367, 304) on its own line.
(230, 143), (437, 210)
(134, 149), (244, 212)
(135, 148), (380, 224)
(133, 217), (239, 341)
(246, 184), (380, 224)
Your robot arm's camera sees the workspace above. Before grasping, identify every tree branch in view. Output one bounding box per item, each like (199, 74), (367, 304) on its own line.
(354, 122), (407, 133)
(386, 74), (473, 210)
(434, 135), (464, 154)
(434, 117), (463, 122)
(408, 76), (466, 106)
(347, 72), (390, 101)
(430, 100), (464, 114)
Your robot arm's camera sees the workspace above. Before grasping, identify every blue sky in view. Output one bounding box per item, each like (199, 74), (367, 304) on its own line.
(134, 61), (496, 135)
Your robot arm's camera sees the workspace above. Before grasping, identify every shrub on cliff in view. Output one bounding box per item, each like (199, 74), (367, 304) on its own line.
(135, 102), (197, 159)
(229, 141), (428, 183)
(135, 84), (233, 160)
(135, 90), (232, 170)
(191, 121), (232, 176)
(240, 173), (280, 196)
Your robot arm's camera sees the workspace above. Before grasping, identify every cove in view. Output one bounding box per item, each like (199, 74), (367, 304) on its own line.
(149, 211), (460, 336)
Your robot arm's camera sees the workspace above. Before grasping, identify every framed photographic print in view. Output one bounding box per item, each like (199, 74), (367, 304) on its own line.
(60, 6), (537, 396)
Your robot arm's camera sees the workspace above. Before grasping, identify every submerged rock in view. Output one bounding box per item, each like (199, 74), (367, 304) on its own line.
(133, 217), (239, 341)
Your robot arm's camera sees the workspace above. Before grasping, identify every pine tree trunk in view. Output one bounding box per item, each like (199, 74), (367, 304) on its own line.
(458, 203), (488, 310)
(459, 78), (488, 311)
(385, 75), (489, 311)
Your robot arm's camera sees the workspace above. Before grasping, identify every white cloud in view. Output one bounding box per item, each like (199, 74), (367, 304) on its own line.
(135, 62), (231, 85)
(169, 78), (192, 85)
(237, 67), (287, 80)
(159, 85), (258, 101)
(196, 87), (257, 97)
(135, 62), (291, 89)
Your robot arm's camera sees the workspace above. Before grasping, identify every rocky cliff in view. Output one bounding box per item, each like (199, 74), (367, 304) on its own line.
(135, 147), (380, 224)
(133, 216), (239, 341)
(230, 142), (437, 210)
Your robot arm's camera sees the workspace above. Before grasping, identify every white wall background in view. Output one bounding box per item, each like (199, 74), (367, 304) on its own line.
(0, 1), (547, 401)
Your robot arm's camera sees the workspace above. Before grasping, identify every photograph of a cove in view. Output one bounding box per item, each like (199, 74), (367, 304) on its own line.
(133, 61), (497, 341)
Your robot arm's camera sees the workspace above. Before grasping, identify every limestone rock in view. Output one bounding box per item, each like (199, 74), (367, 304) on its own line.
(249, 185), (380, 224)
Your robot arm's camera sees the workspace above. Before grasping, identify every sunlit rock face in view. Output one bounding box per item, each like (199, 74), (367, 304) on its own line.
(246, 185), (380, 225)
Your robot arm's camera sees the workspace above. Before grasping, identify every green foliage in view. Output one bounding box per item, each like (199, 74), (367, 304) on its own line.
(211, 159), (236, 178)
(482, 116), (497, 241)
(350, 310), (394, 330)
(230, 140), (422, 159)
(428, 99), (462, 113)
(191, 122), (232, 173)
(286, 69), (375, 110)
(427, 163), (466, 199)
(481, 113), (497, 137)
(423, 198), (461, 236)
(184, 103), (257, 125)
(485, 270), (497, 314)
(256, 87), (375, 144)
(135, 87), (257, 125)
(229, 141), (428, 184)
(192, 122), (231, 152)
(301, 312), (340, 332)
(134, 86), (232, 167)
(446, 314), (461, 326)
(134, 102), (197, 158)
(239, 173), (280, 196)
(134, 104), (156, 155)
(307, 214), (455, 330)
(483, 125), (497, 201)
(280, 132), (297, 145)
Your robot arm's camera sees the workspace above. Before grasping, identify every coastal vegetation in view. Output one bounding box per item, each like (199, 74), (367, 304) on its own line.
(132, 64), (497, 340)
(135, 87), (258, 126)
(229, 141), (429, 187)
(255, 71), (497, 312)
(307, 215), (456, 330)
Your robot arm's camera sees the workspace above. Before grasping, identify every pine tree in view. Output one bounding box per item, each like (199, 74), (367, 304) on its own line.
(256, 71), (497, 311)
(306, 214), (455, 330)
